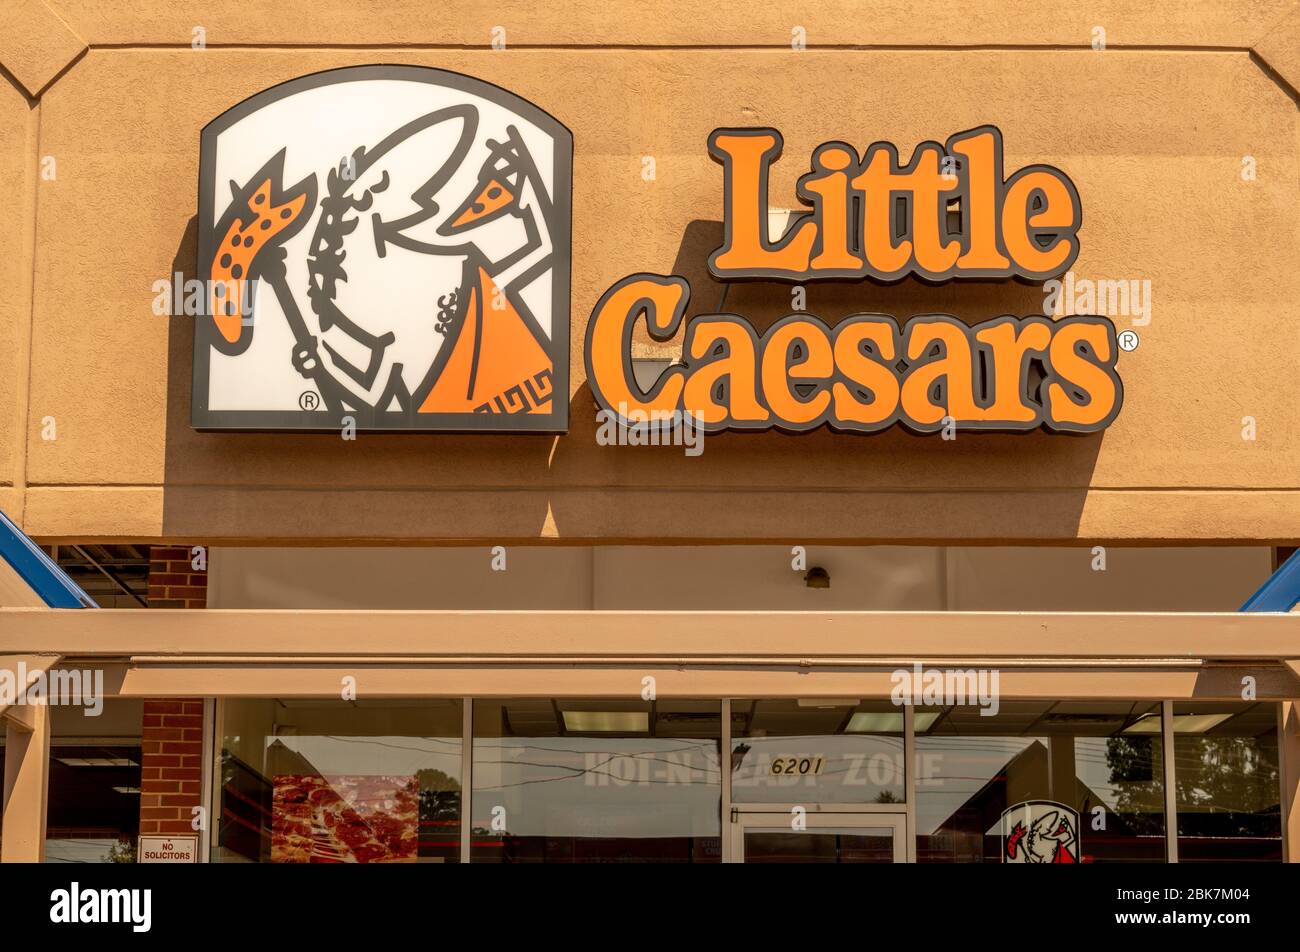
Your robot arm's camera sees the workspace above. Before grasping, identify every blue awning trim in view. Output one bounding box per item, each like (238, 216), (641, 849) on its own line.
(0, 508), (97, 608)
(1239, 548), (1300, 613)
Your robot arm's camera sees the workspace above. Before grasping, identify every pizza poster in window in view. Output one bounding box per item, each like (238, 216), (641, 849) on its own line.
(271, 774), (418, 863)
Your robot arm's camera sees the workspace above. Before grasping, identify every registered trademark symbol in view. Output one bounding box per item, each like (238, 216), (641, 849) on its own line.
(1117, 329), (1140, 352)
(298, 390), (320, 410)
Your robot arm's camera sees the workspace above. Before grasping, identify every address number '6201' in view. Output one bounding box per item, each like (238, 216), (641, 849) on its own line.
(768, 756), (825, 776)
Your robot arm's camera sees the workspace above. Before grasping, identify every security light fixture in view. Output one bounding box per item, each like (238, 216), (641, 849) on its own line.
(731, 742), (751, 773)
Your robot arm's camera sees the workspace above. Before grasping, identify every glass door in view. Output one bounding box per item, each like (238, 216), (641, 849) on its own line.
(735, 812), (906, 863)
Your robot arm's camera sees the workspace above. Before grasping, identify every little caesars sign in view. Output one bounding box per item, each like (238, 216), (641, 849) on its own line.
(586, 125), (1122, 436)
(189, 69), (1121, 440)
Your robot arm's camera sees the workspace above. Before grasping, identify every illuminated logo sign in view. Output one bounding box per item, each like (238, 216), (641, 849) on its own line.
(192, 66), (571, 431)
(587, 126), (1122, 435)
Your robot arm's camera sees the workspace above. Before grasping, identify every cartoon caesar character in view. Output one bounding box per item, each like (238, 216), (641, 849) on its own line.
(1005, 808), (1079, 863)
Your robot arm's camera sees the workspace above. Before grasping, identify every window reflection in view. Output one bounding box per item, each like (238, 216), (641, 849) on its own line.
(216, 699), (462, 863)
(46, 744), (142, 863)
(744, 829), (894, 863)
(44, 700), (145, 863)
(730, 699), (905, 804)
(916, 702), (1166, 862)
(1174, 702), (1281, 862)
(209, 696), (1286, 863)
(471, 699), (721, 862)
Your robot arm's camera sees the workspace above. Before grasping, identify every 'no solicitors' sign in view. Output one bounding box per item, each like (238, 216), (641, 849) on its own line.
(137, 835), (198, 864)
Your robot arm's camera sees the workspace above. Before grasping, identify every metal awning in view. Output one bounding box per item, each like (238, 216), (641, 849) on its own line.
(0, 607), (1296, 700)
(0, 509), (96, 609)
(1242, 548), (1300, 612)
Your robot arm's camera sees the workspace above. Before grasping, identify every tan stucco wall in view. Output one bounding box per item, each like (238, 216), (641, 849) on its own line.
(4, 3), (1300, 544)
(0, 71), (34, 527)
(207, 544), (1272, 611)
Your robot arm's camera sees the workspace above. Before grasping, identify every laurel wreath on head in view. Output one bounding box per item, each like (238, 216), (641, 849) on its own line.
(306, 146), (464, 346)
(305, 148), (389, 332)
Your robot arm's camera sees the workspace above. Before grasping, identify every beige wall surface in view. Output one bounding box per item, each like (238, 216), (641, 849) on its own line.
(207, 544), (1272, 611)
(4, 3), (1300, 543)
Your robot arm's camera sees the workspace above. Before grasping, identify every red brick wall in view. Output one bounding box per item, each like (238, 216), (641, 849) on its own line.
(148, 544), (208, 609)
(139, 699), (206, 836)
(139, 545), (207, 839)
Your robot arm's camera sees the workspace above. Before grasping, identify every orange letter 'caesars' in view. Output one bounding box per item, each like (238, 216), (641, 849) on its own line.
(584, 275), (688, 421)
(586, 276), (1122, 435)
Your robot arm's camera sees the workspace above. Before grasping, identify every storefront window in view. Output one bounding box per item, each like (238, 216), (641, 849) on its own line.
(216, 699), (463, 863)
(471, 699), (721, 862)
(1174, 702), (1282, 862)
(44, 700), (144, 863)
(730, 699), (905, 804)
(916, 702), (1166, 863)
(46, 745), (142, 863)
(196, 696), (1290, 863)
